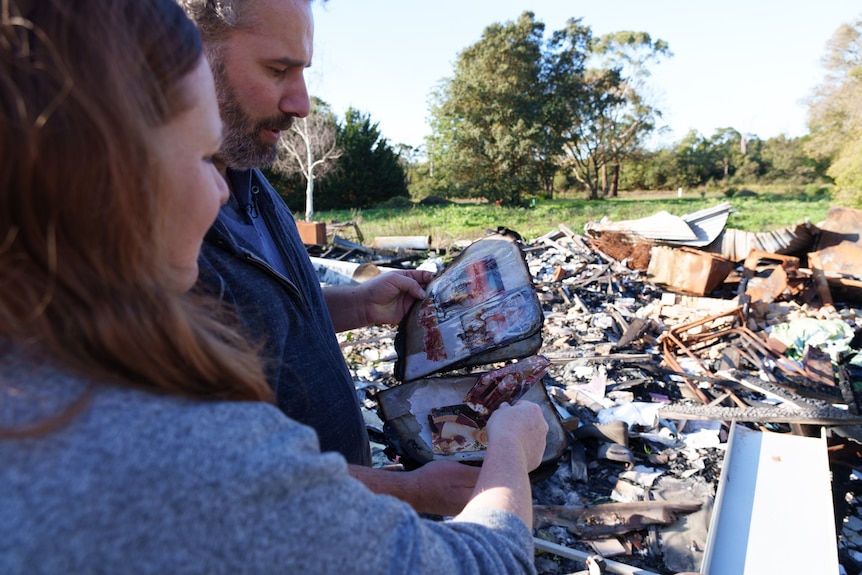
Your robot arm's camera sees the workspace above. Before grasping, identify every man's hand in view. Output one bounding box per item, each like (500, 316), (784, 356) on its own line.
(358, 270), (431, 326)
(349, 460), (480, 517)
(408, 459), (481, 516)
(324, 270), (433, 332)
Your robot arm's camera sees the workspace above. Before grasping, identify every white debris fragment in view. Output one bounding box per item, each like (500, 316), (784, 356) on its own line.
(619, 465), (664, 488)
(597, 401), (663, 428)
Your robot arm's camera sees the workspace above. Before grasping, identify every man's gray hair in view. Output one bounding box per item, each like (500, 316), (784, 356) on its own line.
(177, 0), (246, 41)
(178, 0), (315, 42)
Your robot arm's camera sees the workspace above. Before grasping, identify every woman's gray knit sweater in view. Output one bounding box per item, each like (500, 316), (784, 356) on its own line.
(0, 357), (536, 574)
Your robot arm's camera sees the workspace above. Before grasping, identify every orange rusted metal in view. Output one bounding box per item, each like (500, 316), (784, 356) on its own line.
(659, 307), (747, 406)
(647, 246), (735, 296)
(810, 206), (862, 279)
(740, 249), (803, 304)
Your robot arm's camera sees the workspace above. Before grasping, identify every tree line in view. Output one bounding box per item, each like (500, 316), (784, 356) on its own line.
(271, 12), (862, 211)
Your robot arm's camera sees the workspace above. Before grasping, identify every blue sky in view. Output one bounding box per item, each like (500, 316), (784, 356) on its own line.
(308, 1), (861, 151)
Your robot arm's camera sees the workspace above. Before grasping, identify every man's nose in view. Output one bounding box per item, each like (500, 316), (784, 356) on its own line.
(280, 75), (310, 118)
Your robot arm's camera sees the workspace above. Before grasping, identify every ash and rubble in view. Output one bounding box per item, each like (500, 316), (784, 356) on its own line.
(327, 208), (862, 575)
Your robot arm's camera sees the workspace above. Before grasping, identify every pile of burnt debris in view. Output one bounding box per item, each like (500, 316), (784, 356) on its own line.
(317, 204), (862, 575)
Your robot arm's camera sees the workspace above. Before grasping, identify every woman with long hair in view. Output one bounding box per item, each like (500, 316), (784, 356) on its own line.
(0, 1), (548, 573)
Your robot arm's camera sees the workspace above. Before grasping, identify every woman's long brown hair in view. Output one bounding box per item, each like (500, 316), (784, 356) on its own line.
(0, 0), (273, 436)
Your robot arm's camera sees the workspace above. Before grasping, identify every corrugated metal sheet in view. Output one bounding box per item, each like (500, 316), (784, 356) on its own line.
(584, 203), (733, 247)
(669, 201), (733, 247)
(584, 210), (698, 241)
(702, 221), (819, 262)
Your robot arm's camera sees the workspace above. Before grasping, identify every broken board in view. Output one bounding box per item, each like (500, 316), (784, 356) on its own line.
(701, 424), (838, 574)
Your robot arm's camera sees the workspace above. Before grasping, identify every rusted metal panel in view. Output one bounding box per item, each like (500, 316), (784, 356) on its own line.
(739, 249), (802, 304)
(816, 205), (862, 237)
(810, 206), (862, 279)
(295, 220), (327, 245)
(812, 241), (862, 279)
(647, 246), (735, 296)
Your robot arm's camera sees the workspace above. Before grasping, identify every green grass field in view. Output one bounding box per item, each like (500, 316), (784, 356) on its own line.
(312, 189), (833, 251)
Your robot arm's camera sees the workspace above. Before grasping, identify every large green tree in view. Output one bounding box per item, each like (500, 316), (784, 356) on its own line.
(584, 31), (671, 197)
(427, 12), (548, 205)
(806, 17), (862, 205)
(555, 65), (627, 199)
(317, 108), (408, 210)
(562, 29), (671, 199)
(427, 14), (668, 202)
(536, 18), (592, 198)
(757, 135), (827, 185)
(672, 130), (721, 188)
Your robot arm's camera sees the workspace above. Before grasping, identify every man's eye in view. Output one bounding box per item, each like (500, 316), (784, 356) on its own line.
(270, 67), (287, 77)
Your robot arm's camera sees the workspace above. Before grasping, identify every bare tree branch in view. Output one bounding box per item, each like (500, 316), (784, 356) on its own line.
(273, 107), (341, 221)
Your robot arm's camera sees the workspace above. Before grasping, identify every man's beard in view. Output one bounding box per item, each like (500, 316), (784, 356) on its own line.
(210, 55), (294, 170)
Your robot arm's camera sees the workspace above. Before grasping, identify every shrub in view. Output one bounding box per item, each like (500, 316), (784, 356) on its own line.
(733, 189), (757, 198)
(804, 184), (832, 198)
(376, 196), (414, 209)
(419, 195), (453, 206)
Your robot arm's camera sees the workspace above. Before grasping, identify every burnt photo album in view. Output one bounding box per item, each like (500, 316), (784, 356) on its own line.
(395, 233), (544, 382)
